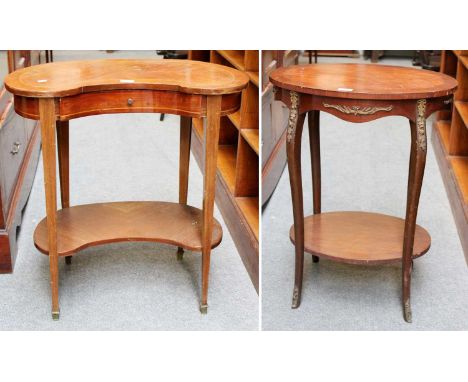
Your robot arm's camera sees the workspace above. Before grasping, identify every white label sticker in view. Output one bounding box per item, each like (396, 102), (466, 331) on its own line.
(120, 79), (135, 83)
(337, 87), (353, 92)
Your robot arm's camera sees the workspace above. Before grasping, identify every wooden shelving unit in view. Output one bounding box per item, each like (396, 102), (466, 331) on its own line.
(241, 129), (259, 155)
(189, 51), (259, 291)
(432, 50), (468, 263)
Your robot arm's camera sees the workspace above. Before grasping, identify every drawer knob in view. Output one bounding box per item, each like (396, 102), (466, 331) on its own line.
(10, 141), (21, 155)
(127, 98), (134, 106)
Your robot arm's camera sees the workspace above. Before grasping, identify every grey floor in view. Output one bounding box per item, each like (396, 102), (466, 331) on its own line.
(0, 51), (258, 330)
(262, 56), (468, 330)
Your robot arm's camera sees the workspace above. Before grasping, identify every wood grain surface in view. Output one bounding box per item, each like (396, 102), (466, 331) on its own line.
(289, 211), (431, 264)
(38, 98), (60, 316)
(5, 59), (250, 97)
(13, 90), (242, 120)
(34, 201), (223, 256)
(270, 64), (457, 100)
(4, 58), (245, 318)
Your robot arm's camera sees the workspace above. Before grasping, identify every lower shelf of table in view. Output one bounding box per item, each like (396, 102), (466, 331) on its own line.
(289, 211), (431, 265)
(34, 201), (223, 256)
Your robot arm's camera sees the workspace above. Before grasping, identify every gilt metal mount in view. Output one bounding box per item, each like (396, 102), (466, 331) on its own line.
(287, 91), (299, 143)
(323, 103), (393, 116)
(416, 99), (427, 152)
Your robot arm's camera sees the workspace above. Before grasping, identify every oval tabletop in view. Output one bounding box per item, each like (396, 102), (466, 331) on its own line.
(270, 63), (458, 100)
(4, 59), (250, 98)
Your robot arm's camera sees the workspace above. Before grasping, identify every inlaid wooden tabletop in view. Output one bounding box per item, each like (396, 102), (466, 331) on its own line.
(270, 63), (458, 100)
(4, 59), (250, 97)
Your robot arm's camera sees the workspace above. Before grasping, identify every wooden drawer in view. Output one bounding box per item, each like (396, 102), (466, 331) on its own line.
(58, 90), (206, 119)
(0, 102), (27, 214)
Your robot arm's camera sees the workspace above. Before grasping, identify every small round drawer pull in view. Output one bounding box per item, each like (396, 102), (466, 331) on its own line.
(127, 98), (134, 106)
(10, 141), (21, 155)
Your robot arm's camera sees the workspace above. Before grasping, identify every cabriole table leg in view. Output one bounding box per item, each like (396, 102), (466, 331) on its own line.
(286, 91), (307, 309)
(200, 96), (222, 314)
(402, 99), (427, 323)
(308, 110), (321, 264)
(39, 98), (60, 320)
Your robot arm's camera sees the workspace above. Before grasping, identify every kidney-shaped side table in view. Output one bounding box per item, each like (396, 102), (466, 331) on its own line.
(5, 59), (249, 319)
(270, 64), (457, 322)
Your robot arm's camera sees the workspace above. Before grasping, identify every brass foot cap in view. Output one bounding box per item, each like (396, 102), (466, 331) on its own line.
(199, 304), (208, 314)
(291, 287), (301, 309)
(52, 311), (60, 320)
(404, 302), (412, 323)
(176, 248), (184, 261)
(291, 301), (301, 309)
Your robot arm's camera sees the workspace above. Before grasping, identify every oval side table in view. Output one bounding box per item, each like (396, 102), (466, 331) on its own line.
(5, 59), (249, 319)
(270, 63), (457, 322)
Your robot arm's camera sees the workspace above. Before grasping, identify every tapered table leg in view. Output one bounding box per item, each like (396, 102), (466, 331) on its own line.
(200, 96), (221, 314)
(39, 98), (60, 320)
(402, 99), (427, 323)
(308, 110), (321, 264)
(286, 91), (307, 309)
(177, 116), (192, 261)
(56, 120), (72, 265)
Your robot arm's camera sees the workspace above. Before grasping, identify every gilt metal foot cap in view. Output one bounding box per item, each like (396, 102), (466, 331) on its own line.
(291, 287), (301, 309)
(52, 311), (60, 320)
(199, 303), (208, 314)
(404, 301), (412, 323)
